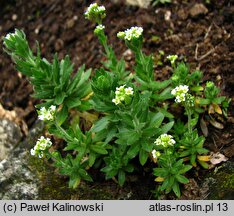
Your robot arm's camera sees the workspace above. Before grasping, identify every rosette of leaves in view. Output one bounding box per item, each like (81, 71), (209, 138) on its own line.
(91, 68), (120, 112)
(51, 151), (93, 189)
(101, 146), (134, 186)
(92, 91), (174, 172)
(178, 129), (209, 168)
(50, 123), (109, 167)
(3, 29), (92, 123)
(153, 154), (192, 197)
(197, 81), (226, 112)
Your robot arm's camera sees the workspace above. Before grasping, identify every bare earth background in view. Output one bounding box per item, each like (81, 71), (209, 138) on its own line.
(0, 0), (233, 199)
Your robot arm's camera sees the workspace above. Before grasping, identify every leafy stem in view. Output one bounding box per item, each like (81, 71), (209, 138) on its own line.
(186, 107), (193, 134)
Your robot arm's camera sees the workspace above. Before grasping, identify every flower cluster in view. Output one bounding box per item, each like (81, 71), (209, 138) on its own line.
(171, 85), (189, 103)
(94, 24), (105, 35)
(38, 105), (56, 121)
(84, 3), (106, 23)
(117, 27), (143, 41)
(167, 54), (178, 65)
(112, 85), (134, 105)
(154, 134), (176, 148)
(30, 136), (52, 158)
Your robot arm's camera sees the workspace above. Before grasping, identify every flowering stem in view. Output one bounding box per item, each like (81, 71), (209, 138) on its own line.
(186, 107), (192, 134)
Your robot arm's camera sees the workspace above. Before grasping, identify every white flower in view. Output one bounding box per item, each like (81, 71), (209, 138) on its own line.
(30, 149), (35, 156)
(30, 136), (52, 158)
(167, 55), (178, 64)
(98, 6), (106, 13)
(84, 3), (106, 21)
(35, 136), (52, 149)
(125, 87), (134, 95)
(95, 24), (105, 32)
(4, 29), (18, 45)
(152, 149), (161, 159)
(112, 98), (121, 105)
(38, 105), (56, 121)
(5, 33), (13, 40)
(112, 85), (134, 105)
(154, 134), (176, 147)
(94, 25), (105, 35)
(171, 85), (189, 103)
(116, 85), (126, 92)
(117, 26), (143, 41)
(84, 3), (97, 16)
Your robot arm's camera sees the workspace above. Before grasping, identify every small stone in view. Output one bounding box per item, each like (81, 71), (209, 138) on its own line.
(126, 0), (151, 8)
(55, 39), (64, 51)
(165, 10), (171, 21)
(178, 8), (188, 20)
(12, 14), (18, 21)
(66, 18), (75, 29)
(0, 119), (22, 161)
(123, 49), (133, 61)
(35, 28), (40, 34)
(189, 3), (208, 18)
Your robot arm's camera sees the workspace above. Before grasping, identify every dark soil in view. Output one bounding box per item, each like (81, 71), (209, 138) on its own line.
(0, 0), (233, 199)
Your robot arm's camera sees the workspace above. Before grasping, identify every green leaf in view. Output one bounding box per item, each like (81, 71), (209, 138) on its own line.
(105, 127), (117, 143)
(190, 154), (196, 166)
(141, 141), (152, 152)
(118, 170), (126, 187)
(52, 54), (60, 84)
(65, 97), (81, 109)
(197, 98), (211, 105)
(178, 165), (192, 174)
(56, 105), (68, 125)
(127, 142), (141, 159)
(176, 175), (189, 184)
(190, 86), (204, 92)
(55, 92), (66, 105)
(156, 107), (174, 119)
(90, 145), (108, 155)
(139, 149), (148, 166)
(60, 55), (73, 86)
(179, 150), (191, 158)
(142, 127), (161, 137)
(91, 116), (110, 132)
(88, 152), (96, 167)
(153, 168), (168, 177)
(160, 177), (170, 191)
(68, 176), (81, 189)
(196, 148), (209, 154)
(117, 130), (141, 145)
(64, 141), (79, 151)
(212, 96), (226, 104)
(149, 112), (164, 128)
(78, 169), (93, 182)
(172, 182), (181, 197)
(198, 160), (209, 169)
(161, 121), (174, 134)
(173, 159), (184, 168)
(125, 164), (134, 173)
(77, 68), (92, 89)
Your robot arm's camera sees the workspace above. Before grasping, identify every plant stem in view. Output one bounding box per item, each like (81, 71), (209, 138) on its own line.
(186, 107), (192, 134)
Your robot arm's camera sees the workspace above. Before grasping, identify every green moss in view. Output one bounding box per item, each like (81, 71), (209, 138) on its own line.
(28, 155), (123, 199)
(207, 162), (234, 200)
